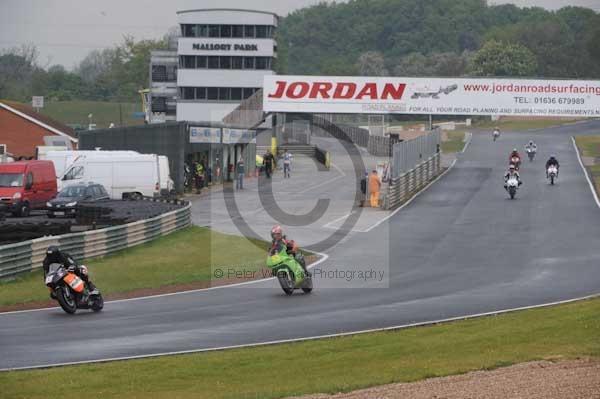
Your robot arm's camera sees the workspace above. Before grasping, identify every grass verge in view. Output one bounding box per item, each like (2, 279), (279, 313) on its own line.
(41, 100), (144, 129)
(441, 131), (466, 153)
(574, 135), (600, 195)
(1, 297), (599, 398)
(0, 226), (269, 307)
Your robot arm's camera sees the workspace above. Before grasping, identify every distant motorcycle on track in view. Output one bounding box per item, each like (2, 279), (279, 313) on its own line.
(506, 177), (520, 199)
(526, 148), (536, 162)
(492, 129), (500, 141)
(547, 165), (558, 185)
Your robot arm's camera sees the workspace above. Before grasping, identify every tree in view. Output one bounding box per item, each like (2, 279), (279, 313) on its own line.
(0, 44), (39, 100)
(469, 40), (537, 77)
(356, 51), (388, 76)
(394, 52), (471, 77)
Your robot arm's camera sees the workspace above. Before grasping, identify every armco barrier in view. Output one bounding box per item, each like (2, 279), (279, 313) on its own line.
(383, 153), (441, 210)
(0, 202), (191, 279)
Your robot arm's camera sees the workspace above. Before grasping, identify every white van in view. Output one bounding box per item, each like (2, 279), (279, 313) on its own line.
(40, 150), (140, 183)
(60, 154), (171, 199)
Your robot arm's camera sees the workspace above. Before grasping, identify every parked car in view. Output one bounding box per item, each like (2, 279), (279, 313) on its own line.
(59, 153), (171, 199)
(0, 160), (57, 217)
(47, 182), (109, 218)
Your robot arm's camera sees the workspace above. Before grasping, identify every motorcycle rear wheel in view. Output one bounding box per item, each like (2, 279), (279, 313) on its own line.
(301, 275), (313, 294)
(56, 287), (77, 314)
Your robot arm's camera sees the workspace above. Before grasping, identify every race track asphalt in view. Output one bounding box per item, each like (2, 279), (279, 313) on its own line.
(2, 120), (600, 370)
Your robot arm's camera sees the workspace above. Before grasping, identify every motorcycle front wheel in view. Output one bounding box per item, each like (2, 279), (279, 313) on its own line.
(551, 175), (555, 185)
(56, 286), (77, 314)
(91, 293), (104, 312)
(277, 270), (295, 296)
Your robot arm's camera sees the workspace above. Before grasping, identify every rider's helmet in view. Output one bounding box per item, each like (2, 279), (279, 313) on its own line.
(271, 225), (283, 240)
(46, 245), (62, 262)
(529, 141), (533, 145)
(512, 148), (518, 152)
(509, 164), (516, 171)
(550, 154), (556, 159)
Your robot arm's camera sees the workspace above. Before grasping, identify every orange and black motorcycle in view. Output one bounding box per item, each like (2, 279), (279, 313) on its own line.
(45, 263), (104, 314)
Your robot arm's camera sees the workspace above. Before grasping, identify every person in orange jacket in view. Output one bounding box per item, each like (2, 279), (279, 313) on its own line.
(368, 170), (381, 208)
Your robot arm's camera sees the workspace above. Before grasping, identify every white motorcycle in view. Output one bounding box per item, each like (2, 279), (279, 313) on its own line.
(506, 177), (519, 199)
(492, 130), (500, 141)
(547, 165), (558, 185)
(526, 147), (536, 161)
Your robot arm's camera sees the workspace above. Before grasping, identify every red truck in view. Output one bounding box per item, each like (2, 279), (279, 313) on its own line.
(0, 160), (57, 217)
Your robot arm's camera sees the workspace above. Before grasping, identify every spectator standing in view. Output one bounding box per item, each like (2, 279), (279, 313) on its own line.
(236, 158), (245, 190)
(283, 150), (293, 178)
(368, 170), (381, 208)
(360, 171), (368, 207)
(263, 150), (275, 178)
(195, 161), (205, 194)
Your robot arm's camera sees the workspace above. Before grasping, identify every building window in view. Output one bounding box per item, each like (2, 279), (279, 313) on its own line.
(195, 87), (206, 100)
(182, 87), (195, 100)
(207, 87), (218, 100)
(231, 56), (243, 69)
(232, 25), (244, 38)
(255, 57), (269, 70)
(256, 25), (268, 38)
(197, 56), (207, 68)
(167, 66), (177, 80)
(197, 24), (208, 37)
(208, 25), (220, 37)
(180, 87), (260, 101)
(218, 87), (229, 100)
(220, 56), (231, 69)
(151, 97), (167, 112)
(152, 65), (167, 81)
(208, 56), (219, 69)
(183, 55), (195, 69)
(243, 88), (256, 99)
(243, 57), (255, 69)
(220, 25), (231, 38)
(231, 88), (242, 100)
(182, 24), (194, 37)
(244, 25), (255, 38)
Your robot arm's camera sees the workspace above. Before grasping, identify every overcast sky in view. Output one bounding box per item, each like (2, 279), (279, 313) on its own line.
(1, 0), (599, 69)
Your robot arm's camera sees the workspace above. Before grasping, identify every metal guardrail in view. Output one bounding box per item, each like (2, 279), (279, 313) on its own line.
(391, 129), (441, 178)
(0, 202), (191, 279)
(383, 153), (441, 210)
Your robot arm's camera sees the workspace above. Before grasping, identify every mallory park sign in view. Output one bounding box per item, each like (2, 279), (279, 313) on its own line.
(192, 43), (258, 51)
(263, 75), (600, 117)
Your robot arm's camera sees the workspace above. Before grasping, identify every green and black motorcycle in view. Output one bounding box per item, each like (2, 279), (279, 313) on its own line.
(266, 247), (313, 295)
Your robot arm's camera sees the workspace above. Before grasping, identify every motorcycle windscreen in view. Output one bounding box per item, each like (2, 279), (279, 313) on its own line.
(63, 273), (85, 293)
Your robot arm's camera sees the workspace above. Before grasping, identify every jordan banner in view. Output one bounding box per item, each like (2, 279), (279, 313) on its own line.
(263, 75), (600, 117)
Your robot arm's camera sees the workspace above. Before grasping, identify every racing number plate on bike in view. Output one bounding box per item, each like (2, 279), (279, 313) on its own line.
(45, 275), (53, 284)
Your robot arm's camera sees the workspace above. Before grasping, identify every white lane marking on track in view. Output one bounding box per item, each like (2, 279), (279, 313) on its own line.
(3, 292), (598, 372)
(461, 132), (473, 153)
(322, 211), (355, 228)
(0, 253), (329, 316)
(572, 136), (600, 208)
